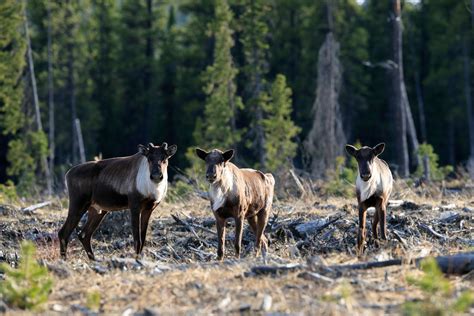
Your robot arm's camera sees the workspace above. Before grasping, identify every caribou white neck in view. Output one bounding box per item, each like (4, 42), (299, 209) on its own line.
(356, 162), (383, 202)
(136, 156), (168, 202)
(209, 166), (234, 211)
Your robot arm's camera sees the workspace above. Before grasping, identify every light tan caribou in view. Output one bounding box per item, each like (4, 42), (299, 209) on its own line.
(196, 148), (275, 260)
(345, 143), (393, 254)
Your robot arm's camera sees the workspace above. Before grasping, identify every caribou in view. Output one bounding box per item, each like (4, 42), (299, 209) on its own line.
(196, 148), (275, 260)
(58, 142), (177, 260)
(345, 143), (393, 254)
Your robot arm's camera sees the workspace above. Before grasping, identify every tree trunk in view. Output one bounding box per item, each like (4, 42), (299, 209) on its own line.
(463, 36), (474, 177)
(25, 8), (52, 195)
(447, 118), (455, 165)
(254, 92), (266, 168)
(402, 84), (419, 170)
(66, 1), (77, 164)
(304, 32), (345, 178)
(144, 0), (153, 142)
(390, 0), (409, 177)
(414, 72), (427, 142)
(75, 119), (86, 163)
(47, 0), (55, 190)
(251, 45), (266, 169)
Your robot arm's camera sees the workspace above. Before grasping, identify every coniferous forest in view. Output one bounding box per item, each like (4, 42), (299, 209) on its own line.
(1, 0), (473, 193)
(2, 1), (474, 314)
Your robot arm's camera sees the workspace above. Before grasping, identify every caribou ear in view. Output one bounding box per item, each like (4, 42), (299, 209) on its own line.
(166, 144), (177, 158)
(223, 149), (234, 162)
(373, 143), (385, 156)
(138, 144), (149, 156)
(345, 144), (358, 157)
(195, 148), (208, 160)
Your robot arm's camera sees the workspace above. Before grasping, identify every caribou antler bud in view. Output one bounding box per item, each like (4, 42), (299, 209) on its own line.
(161, 142), (168, 150)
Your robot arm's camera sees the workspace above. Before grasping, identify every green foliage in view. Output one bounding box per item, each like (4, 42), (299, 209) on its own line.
(0, 241), (53, 311)
(0, 0), (26, 135)
(0, 0), (49, 193)
(262, 74), (301, 172)
(167, 179), (196, 203)
(239, 0), (271, 167)
(323, 141), (359, 197)
(403, 258), (474, 315)
(2, 0), (474, 193)
(406, 258), (451, 295)
(0, 180), (19, 204)
(6, 130), (48, 194)
(192, 0), (243, 154)
(86, 290), (101, 312)
(414, 143), (454, 181)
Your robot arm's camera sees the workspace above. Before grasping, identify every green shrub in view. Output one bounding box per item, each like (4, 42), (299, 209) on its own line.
(403, 258), (473, 315)
(323, 142), (359, 197)
(167, 179), (196, 202)
(414, 143), (454, 181)
(86, 290), (101, 312)
(0, 180), (19, 204)
(0, 241), (53, 311)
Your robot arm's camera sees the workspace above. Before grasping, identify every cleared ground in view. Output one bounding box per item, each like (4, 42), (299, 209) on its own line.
(0, 182), (473, 315)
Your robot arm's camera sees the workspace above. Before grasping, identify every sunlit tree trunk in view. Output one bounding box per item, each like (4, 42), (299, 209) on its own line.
(304, 1), (345, 178)
(25, 7), (52, 194)
(390, 0), (409, 177)
(47, 0), (55, 190)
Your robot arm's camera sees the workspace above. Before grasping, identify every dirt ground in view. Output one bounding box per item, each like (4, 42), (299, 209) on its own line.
(0, 182), (473, 315)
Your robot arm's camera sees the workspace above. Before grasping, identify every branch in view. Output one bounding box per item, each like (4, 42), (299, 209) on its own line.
(247, 252), (474, 277)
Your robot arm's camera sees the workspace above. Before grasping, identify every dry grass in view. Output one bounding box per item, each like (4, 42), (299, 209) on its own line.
(0, 180), (473, 315)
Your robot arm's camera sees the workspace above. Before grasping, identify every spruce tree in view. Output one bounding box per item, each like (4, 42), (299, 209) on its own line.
(239, 0), (270, 168)
(118, 0), (163, 152)
(90, 0), (121, 157)
(0, 0), (48, 192)
(262, 74), (301, 173)
(192, 0), (242, 152)
(0, 0), (26, 136)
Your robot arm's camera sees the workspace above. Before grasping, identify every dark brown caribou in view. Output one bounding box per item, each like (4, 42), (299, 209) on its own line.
(345, 143), (393, 254)
(196, 148), (275, 260)
(58, 142), (177, 260)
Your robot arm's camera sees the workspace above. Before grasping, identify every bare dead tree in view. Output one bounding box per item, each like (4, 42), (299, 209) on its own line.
(24, 8), (52, 195)
(402, 84), (420, 169)
(47, 0), (55, 190)
(465, 0), (474, 177)
(143, 0), (153, 141)
(75, 119), (86, 163)
(65, 0), (78, 164)
(414, 71), (427, 142)
(304, 1), (345, 178)
(390, 0), (409, 177)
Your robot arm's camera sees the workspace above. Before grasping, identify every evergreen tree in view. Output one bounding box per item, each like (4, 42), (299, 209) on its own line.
(239, 0), (270, 168)
(90, 0), (120, 157)
(191, 0), (242, 152)
(0, 0), (48, 192)
(117, 0), (163, 153)
(422, 0), (470, 165)
(262, 74), (301, 173)
(175, 1), (215, 168)
(269, 0), (323, 136)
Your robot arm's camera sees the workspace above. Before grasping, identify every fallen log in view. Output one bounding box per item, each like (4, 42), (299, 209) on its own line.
(418, 223), (449, 240)
(171, 214), (211, 247)
(22, 201), (52, 214)
(248, 252), (474, 276)
(294, 216), (341, 237)
(289, 169), (306, 197)
(250, 263), (303, 276)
